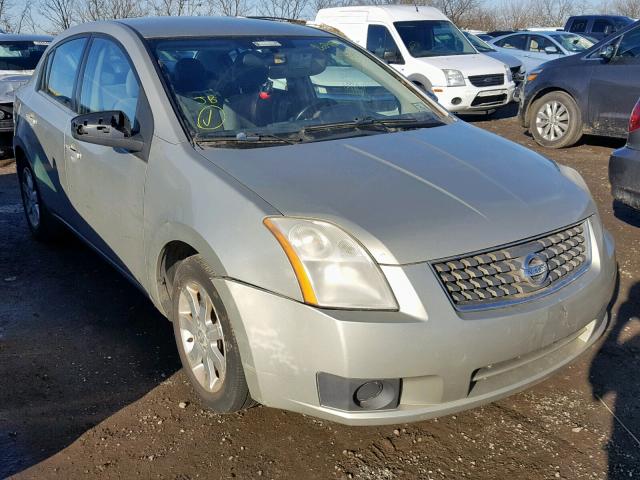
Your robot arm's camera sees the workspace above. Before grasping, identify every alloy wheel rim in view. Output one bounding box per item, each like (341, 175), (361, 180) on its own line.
(178, 281), (226, 393)
(21, 168), (40, 228)
(535, 100), (570, 142)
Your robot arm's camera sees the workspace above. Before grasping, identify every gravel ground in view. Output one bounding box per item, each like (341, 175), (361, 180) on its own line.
(0, 109), (639, 480)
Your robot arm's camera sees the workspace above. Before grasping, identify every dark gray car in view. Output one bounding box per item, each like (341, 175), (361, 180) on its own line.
(610, 98), (640, 209)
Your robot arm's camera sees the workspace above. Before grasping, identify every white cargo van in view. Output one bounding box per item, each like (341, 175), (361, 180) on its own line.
(315, 5), (516, 112)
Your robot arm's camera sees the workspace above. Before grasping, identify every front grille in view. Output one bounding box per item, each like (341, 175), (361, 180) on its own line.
(432, 222), (590, 310)
(468, 74), (504, 87)
(471, 94), (507, 107)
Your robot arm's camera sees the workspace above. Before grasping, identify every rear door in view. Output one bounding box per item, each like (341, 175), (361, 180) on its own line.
(588, 26), (640, 136)
(18, 36), (88, 217)
(65, 35), (151, 284)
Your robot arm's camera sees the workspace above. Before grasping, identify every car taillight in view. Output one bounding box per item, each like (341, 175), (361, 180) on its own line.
(630, 100), (640, 133)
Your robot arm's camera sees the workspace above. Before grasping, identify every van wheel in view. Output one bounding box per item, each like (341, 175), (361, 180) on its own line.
(530, 91), (582, 148)
(171, 255), (255, 413)
(18, 162), (62, 241)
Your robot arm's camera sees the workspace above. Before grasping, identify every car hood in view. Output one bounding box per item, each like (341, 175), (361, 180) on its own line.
(199, 121), (594, 264)
(0, 71), (32, 103)
(485, 51), (522, 70)
(416, 53), (505, 76)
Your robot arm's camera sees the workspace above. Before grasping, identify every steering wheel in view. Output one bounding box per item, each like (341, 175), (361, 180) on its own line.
(294, 99), (338, 121)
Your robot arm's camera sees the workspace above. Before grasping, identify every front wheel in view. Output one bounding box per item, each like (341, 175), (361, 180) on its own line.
(529, 91), (583, 148)
(171, 255), (255, 413)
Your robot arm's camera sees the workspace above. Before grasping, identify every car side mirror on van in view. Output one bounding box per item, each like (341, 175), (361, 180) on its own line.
(71, 110), (144, 152)
(599, 44), (616, 62)
(382, 49), (402, 64)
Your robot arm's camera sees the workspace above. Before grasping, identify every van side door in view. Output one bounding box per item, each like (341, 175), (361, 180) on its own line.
(65, 35), (152, 286)
(588, 26), (640, 136)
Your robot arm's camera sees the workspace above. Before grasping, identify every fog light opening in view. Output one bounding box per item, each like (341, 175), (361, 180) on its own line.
(451, 97), (462, 106)
(353, 380), (397, 410)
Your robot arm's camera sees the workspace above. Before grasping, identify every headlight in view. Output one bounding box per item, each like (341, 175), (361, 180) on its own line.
(264, 217), (397, 310)
(504, 64), (513, 83)
(442, 69), (465, 87)
(527, 68), (542, 83)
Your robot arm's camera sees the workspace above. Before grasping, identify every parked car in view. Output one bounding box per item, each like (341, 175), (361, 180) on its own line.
(565, 15), (633, 41)
(14, 16), (616, 426)
(315, 5), (516, 113)
(609, 98), (640, 209)
(490, 31), (594, 73)
(463, 31), (524, 85)
(486, 30), (516, 38)
(519, 20), (640, 148)
(0, 34), (52, 132)
(476, 33), (494, 42)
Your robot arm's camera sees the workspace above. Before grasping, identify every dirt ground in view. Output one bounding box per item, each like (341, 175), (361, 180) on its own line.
(1, 109), (639, 480)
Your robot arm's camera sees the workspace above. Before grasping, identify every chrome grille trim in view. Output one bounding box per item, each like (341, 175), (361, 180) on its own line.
(431, 220), (592, 312)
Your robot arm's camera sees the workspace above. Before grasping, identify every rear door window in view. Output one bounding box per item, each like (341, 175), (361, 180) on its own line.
(43, 37), (87, 109)
(496, 34), (527, 51)
(569, 19), (588, 33)
(592, 20), (613, 35)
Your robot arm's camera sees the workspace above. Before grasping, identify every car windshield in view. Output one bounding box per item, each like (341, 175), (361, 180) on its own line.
(150, 36), (445, 145)
(552, 33), (594, 52)
(394, 20), (476, 57)
(464, 32), (495, 53)
(0, 41), (49, 71)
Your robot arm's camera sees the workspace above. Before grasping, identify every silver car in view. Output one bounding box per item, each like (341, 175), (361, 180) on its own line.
(14, 17), (616, 425)
(0, 34), (51, 132)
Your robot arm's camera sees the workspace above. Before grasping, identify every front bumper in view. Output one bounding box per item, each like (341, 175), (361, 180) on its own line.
(0, 103), (14, 132)
(216, 221), (616, 425)
(433, 82), (516, 112)
(610, 146), (640, 210)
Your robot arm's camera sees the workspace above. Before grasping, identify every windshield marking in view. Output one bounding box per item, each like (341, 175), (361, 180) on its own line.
(343, 144), (488, 219)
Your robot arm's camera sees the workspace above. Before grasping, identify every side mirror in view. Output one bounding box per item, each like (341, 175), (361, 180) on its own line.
(544, 46), (560, 54)
(383, 49), (401, 64)
(71, 110), (144, 152)
(599, 44), (616, 61)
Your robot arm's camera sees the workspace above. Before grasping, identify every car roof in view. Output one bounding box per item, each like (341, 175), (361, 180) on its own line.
(317, 5), (448, 22)
(0, 34), (52, 42)
(116, 16), (332, 39)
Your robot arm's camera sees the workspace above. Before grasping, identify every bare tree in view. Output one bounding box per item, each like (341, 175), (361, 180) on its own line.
(210, 0), (250, 16)
(259, 0), (309, 18)
(529, 0), (577, 27)
(76, 0), (148, 22)
(40, 0), (76, 32)
(13, 0), (37, 32)
(612, 0), (640, 17)
(150, 0), (205, 15)
(495, 0), (532, 30)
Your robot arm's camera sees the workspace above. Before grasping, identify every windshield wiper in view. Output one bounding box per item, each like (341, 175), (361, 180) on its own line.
(195, 131), (302, 146)
(301, 116), (441, 135)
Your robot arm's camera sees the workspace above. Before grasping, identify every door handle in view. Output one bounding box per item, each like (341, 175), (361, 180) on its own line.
(25, 112), (37, 126)
(65, 143), (81, 160)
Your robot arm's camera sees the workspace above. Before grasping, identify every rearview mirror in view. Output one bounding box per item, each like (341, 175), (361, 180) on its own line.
(71, 110), (144, 152)
(544, 46), (559, 54)
(599, 44), (616, 61)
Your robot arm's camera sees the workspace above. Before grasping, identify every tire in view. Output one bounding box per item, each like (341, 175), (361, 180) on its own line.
(171, 255), (255, 413)
(17, 161), (63, 242)
(529, 91), (583, 149)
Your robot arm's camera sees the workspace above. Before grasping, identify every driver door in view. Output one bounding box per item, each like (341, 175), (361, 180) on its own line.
(588, 26), (640, 136)
(65, 35), (150, 285)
